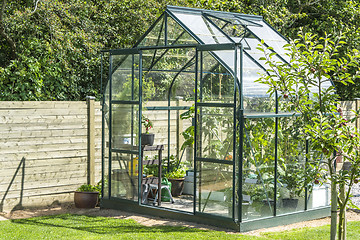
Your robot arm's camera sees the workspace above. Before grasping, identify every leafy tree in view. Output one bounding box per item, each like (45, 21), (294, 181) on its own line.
(258, 31), (360, 240)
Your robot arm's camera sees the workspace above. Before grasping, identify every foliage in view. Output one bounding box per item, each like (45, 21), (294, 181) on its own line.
(76, 184), (100, 193)
(180, 106), (195, 151)
(277, 162), (305, 199)
(0, 0), (190, 101)
(257, 30), (360, 240)
(143, 154), (186, 178)
(164, 165), (187, 179)
(1, 1), (360, 100)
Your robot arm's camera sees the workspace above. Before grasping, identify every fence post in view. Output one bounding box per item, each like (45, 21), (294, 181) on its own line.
(86, 96), (96, 185)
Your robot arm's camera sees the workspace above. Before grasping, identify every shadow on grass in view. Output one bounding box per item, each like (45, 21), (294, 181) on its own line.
(10, 214), (211, 235)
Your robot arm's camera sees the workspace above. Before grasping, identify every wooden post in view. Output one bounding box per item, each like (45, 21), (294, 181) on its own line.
(87, 96), (95, 185)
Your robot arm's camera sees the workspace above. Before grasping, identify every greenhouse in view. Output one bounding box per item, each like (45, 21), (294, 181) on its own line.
(100, 6), (331, 231)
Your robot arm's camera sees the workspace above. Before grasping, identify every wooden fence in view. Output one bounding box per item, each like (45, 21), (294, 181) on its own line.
(0, 99), (102, 212)
(0, 99), (358, 212)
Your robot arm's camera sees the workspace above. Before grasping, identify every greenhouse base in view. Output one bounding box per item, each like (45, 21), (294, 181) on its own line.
(101, 198), (330, 232)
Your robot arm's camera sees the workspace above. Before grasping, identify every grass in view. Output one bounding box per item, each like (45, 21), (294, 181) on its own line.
(0, 214), (359, 240)
(263, 221), (360, 240)
(0, 214), (263, 240)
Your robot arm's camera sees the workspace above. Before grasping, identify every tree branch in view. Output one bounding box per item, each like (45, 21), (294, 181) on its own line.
(31, 0), (40, 14)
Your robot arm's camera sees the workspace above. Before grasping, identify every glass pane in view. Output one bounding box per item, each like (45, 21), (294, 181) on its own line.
(197, 161), (233, 217)
(277, 117), (306, 214)
(242, 54), (275, 113)
(138, 17), (165, 46)
(167, 16), (198, 45)
(171, 12), (230, 44)
(307, 146), (331, 209)
(201, 51), (234, 103)
(142, 48), (196, 101)
(112, 104), (139, 149)
(111, 152), (139, 200)
(247, 21), (290, 62)
(197, 107), (234, 160)
(206, 15), (246, 42)
(112, 55), (140, 101)
(242, 118), (275, 221)
(307, 183), (331, 209)
(169, 71), (195, 104)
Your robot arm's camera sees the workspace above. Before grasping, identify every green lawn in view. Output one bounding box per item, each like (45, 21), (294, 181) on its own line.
(0, 214), (359, 240)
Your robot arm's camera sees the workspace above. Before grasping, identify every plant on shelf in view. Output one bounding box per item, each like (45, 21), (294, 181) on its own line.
(74, 183), (101, 209)
(141, 114), (154, 146)
(164, 155), (187, 197)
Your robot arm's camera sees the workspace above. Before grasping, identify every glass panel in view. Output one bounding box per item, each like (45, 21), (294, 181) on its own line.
(197, 107), (234, 160)
(307, 147), (331, 209)
(111, 152), (139, 200)
(142, 48), (196, 101)
(138, 17), (165, 46)
(244, 38), (284, 71)
(307, 183), (331, 209)
(169, 71), (195, 104)
(242, 54), (275, 113)
(206, 15), (246, 42)
(112, 104), (139, 150)
(277, 117), (306, 214)
(112, 55), (140, 101)
(242, 118), (275, 221)
(171, 12), (230, 44)
(167, 16), (198, 45)
(201, 52), (234, 103)
(247, 21), (290, 62)
(200, 50), (235, 103)
(197, 161), (233, 217)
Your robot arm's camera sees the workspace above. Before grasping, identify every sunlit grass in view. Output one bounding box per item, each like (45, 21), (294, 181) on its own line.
(0, 214), (359, 240)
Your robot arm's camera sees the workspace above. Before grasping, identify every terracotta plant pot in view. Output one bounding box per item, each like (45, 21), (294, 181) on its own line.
(74, 191), (99, 208)
(141, 133), (154, 146)
(168, 178), (185, 197)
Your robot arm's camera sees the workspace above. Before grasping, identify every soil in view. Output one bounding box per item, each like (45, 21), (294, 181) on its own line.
(1, 202), (360, 236)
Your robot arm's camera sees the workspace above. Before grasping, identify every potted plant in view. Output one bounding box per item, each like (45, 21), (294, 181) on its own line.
(163, 155), (187, 197)
(74, 184), (100, 208)
(278, 162), (305, 209)
(141, 114), (154, 146)
(165, 166), (187, 197)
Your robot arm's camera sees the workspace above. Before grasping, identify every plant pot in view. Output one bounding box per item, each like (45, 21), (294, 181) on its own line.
(74, 191), (99, 208)
(168, 178), (185, 197)
(141, 133), (154, 146)
(260, 199), (275, 216)
(282, 198), (298, 209)
(228, 204), (249, 220)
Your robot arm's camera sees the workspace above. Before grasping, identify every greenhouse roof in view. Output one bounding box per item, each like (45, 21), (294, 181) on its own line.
(108, 6), (332, 97)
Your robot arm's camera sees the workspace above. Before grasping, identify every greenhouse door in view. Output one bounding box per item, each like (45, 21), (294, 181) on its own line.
(194, 47), (238, 220)
(107, 52), (141, 202)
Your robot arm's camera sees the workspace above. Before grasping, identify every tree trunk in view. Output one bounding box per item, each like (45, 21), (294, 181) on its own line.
(331, 180), (337, 240)
(338, 182), (346, 240)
